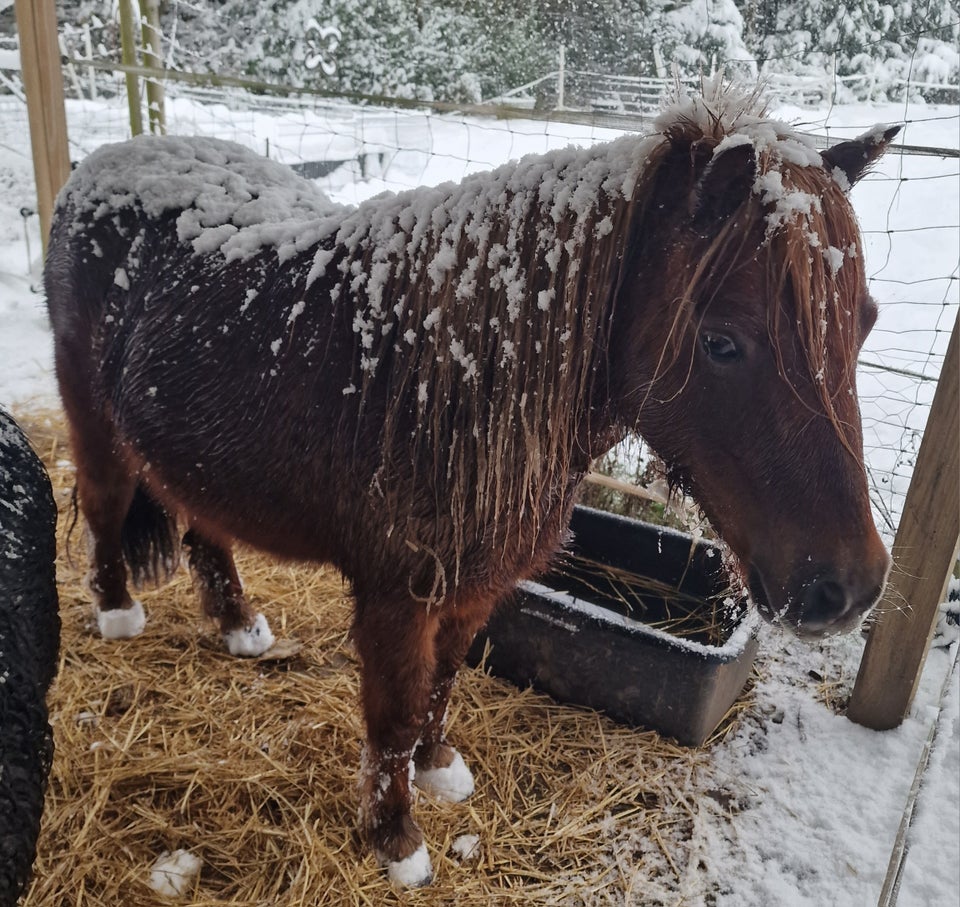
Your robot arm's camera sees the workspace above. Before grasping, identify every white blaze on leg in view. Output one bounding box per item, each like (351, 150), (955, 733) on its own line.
(378, 843), (433, 888)
(222, 612), (275, 656)
(96, 600), (146, 639)
(414, 747), (475, 802)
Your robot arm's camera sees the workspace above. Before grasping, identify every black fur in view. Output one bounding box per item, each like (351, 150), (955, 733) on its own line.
(121, 484), (179, 588)
(0, 408), (60, 906)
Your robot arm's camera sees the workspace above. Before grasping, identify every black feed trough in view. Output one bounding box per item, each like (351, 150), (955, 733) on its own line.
(468, 506), (760, 746)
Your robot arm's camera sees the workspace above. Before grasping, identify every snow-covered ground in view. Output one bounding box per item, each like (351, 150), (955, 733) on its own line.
(0, 88), (957, 905)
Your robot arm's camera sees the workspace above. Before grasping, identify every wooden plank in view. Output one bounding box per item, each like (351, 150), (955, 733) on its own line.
(848, 312), (960, 730)
(14, 0), (71, 253)
(584, 471), (666, 505)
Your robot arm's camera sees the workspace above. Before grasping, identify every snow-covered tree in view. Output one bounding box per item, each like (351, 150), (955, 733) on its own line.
(17, 0), (957, 104)
(652, 0), (756, 76)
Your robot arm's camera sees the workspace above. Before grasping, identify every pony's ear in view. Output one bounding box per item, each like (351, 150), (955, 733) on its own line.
(821, 125), (900, 190)
(690, 142), (757, 234)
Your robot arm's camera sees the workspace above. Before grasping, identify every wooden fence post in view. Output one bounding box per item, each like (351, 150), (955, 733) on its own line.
(14, 0), (71, 255)
(139, 0), (166, 134)
(847, 311), (960, 730)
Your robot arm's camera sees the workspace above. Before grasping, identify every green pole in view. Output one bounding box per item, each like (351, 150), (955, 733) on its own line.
(118, 0), (142, 136)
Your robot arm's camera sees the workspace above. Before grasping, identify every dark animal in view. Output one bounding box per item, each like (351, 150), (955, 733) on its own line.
(0, 407), (59, 905)
(44, 83), (893, 885)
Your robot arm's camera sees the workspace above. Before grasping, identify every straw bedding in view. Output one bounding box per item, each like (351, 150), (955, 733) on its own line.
(15, 408), (752, 906)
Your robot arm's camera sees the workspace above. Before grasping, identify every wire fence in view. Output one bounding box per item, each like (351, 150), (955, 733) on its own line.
(1, 16), (957, 545)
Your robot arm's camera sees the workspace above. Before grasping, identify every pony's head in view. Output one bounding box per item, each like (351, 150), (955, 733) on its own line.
(612, 89), (894, 638)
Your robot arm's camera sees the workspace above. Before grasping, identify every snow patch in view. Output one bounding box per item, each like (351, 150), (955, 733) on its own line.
(423, 306), (442, 331)
(287, 299), (306, 324)
(379, 842), (432, 888)
(754, 170), (823, 236)
(451, 834), (481, 862)
(831, 165), (852, 193)
(59, 135), (342, 264)
(824, 245), (845, 277)
(148, 849), (202, 897)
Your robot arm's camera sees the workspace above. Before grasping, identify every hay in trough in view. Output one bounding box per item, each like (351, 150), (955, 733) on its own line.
(550, 554), (742, 648)
(16, 407), (753, 906)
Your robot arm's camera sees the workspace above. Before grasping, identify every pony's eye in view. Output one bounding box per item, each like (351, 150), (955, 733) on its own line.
(700, 332), (741, 363)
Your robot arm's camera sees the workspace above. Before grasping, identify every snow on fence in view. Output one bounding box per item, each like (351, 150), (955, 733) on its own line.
(4, 0), (959, 726)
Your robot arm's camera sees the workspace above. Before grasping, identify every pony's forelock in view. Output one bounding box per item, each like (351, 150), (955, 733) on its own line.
(764, 162), (866, 453)
(647, 83), (866, 455)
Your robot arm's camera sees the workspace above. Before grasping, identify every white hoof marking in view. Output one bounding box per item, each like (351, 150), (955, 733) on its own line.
(223, 612), (275, 657)
(415, 748), (475, 802)
(378, 842), (432, 888)
(97, 600), (146, 639)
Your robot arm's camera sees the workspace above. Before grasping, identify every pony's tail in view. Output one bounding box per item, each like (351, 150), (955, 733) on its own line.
(121, 484), (180, 588)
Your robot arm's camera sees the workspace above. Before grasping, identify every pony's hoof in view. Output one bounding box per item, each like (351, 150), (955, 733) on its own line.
(378, 843), (433, 888)
(222, 612), (275, 657)
(415, 748), (475, 802)
(97, 600), (146, 639)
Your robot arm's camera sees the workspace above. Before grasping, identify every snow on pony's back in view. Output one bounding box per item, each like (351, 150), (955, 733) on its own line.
(58, 135), (343, 262)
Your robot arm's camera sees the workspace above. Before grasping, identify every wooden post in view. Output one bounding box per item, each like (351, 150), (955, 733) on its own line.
(14, 0), (71, 254)
(848, 311), (960, 730)
(139, 0), (166, 135)
(557, 43), (565, 110)
(119, 0), (143, 136)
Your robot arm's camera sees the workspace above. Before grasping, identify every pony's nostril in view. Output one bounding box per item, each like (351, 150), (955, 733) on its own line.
(802, 578), (848, 624)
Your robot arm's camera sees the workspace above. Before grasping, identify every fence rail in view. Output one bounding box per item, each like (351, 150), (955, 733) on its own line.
(489, 68), (960, 115)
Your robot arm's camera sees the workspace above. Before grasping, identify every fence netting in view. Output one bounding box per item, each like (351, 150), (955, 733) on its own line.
(1, 3), (957, 544)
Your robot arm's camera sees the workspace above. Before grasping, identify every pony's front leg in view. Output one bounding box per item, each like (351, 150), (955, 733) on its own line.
(413, 598), (493, 803)
(354, 598), (440, 887)
(182, 529), (275, 656)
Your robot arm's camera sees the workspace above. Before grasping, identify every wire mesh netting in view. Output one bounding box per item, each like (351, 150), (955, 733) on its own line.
(1, 7), (957, 544)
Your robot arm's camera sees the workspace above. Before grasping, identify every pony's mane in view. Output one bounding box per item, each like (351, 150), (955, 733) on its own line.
(320, 80), (864, 570)
(324, 120), (663, 569)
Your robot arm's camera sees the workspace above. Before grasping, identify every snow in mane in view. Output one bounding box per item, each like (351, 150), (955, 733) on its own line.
(657, 77), (821, 168)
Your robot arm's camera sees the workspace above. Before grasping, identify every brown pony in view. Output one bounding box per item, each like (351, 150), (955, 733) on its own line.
(44, 82), (893, 886)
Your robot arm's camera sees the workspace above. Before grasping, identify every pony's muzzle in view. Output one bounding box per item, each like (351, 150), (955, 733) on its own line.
(795, 573), (882, 638)
(749, 549), (892, 639)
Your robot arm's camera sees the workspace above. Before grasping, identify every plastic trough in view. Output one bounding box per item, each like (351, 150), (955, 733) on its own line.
(468, 505), (760, 746)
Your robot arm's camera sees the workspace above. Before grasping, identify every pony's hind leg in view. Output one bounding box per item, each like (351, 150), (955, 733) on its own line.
(182, 529), (275, 656)
(71, 429), (146, 639)
(353, 596), (440, 887)
(413, 598), (493, 803)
